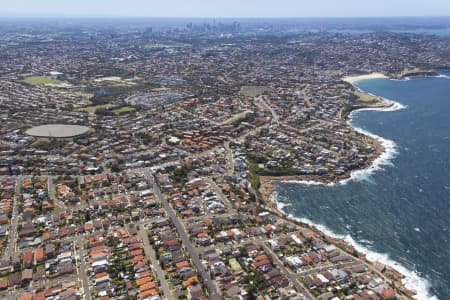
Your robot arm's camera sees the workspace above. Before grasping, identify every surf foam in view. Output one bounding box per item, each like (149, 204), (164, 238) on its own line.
(281, 91), (406, 187)
(273, 202), (439, 300)
(289, 77), (405, 186)
(273, 81), (438, 299)
(270, 191), (292, 210)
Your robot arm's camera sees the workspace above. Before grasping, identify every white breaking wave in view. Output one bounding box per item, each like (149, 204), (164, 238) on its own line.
(281, 99), (405, 187)
(274, 82), (439, 299)
(391, 77), (411, 81)
(391, 74), (450, 81)
(270, 191), (292, 210)
(358, 238), (374, 245)
(273, 204), (439, 300)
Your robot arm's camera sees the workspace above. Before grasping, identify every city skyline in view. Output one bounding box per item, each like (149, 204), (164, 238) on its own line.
(2, 0), (450, 18)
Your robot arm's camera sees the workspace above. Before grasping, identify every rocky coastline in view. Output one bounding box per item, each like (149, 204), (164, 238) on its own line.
(256, 78), (418, 298)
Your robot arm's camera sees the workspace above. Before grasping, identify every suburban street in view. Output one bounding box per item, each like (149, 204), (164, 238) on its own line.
(0, 13), (435, 299)
(47, 176), (67, 211)
(4, 176), (21, 261)
(138, 224), (172, 300)
(297, 260), (361, 277)
(148, 173), (221, 300)
(76, 237), (91, 300)
(261, 243), (314, 300)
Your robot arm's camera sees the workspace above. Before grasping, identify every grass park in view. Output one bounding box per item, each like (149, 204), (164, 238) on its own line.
(239, 85), (273, 97)
(20, 76), (62, 85)
(75, 104), (135, 115)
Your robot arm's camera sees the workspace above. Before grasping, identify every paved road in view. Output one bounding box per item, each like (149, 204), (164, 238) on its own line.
(179, 106), (220, 126)
(76, 238), (91, 300)
(4, 176), (22, 261)
(261, 243), (314, 300)
(148, 174), (221, 300)
(7, 274), (79, 299)
(138, 225), (172, 300)
(47, 176), (67, 211)
(297, 260), (361, 277)
(259, 96), (280, 123)
(223, 141), (234, 176)
(204, 177), (235, 213)
(184, 212), (235, 223)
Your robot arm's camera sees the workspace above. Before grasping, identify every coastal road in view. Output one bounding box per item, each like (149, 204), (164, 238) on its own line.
(197, 232), (296, 253)
(261, 243), (314, 300)
(297, 261), (361, 276)
(183, 212), (236, 225)
(147, 173), (221, 300)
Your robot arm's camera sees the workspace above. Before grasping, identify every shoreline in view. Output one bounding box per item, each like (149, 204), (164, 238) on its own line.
(342, 69), (441, 84)
(259, 94), (403, 194)
(257, 77), (438, 299)
(342, 72), (388, 84)
(267, 195), (437, 300)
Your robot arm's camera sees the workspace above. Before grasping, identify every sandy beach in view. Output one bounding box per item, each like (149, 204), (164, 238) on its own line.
(342, 72), (388, 84)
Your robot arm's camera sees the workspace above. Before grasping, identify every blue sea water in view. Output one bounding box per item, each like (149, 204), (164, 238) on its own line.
(274, 74), (450, 299)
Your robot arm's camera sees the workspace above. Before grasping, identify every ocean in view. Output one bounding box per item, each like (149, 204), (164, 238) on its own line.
(273, 74), (450, 299)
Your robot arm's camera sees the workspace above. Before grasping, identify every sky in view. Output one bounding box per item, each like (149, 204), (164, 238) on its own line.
(1, 0), (450, 18)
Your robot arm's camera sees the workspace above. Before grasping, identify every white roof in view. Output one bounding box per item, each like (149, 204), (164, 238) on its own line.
(317, 274), (329, 284)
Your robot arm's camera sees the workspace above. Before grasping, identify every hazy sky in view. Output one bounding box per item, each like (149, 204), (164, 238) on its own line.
(2, 0), (450, 18)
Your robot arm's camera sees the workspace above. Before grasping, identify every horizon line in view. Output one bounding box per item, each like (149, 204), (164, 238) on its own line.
(1, 14), (450, 20)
